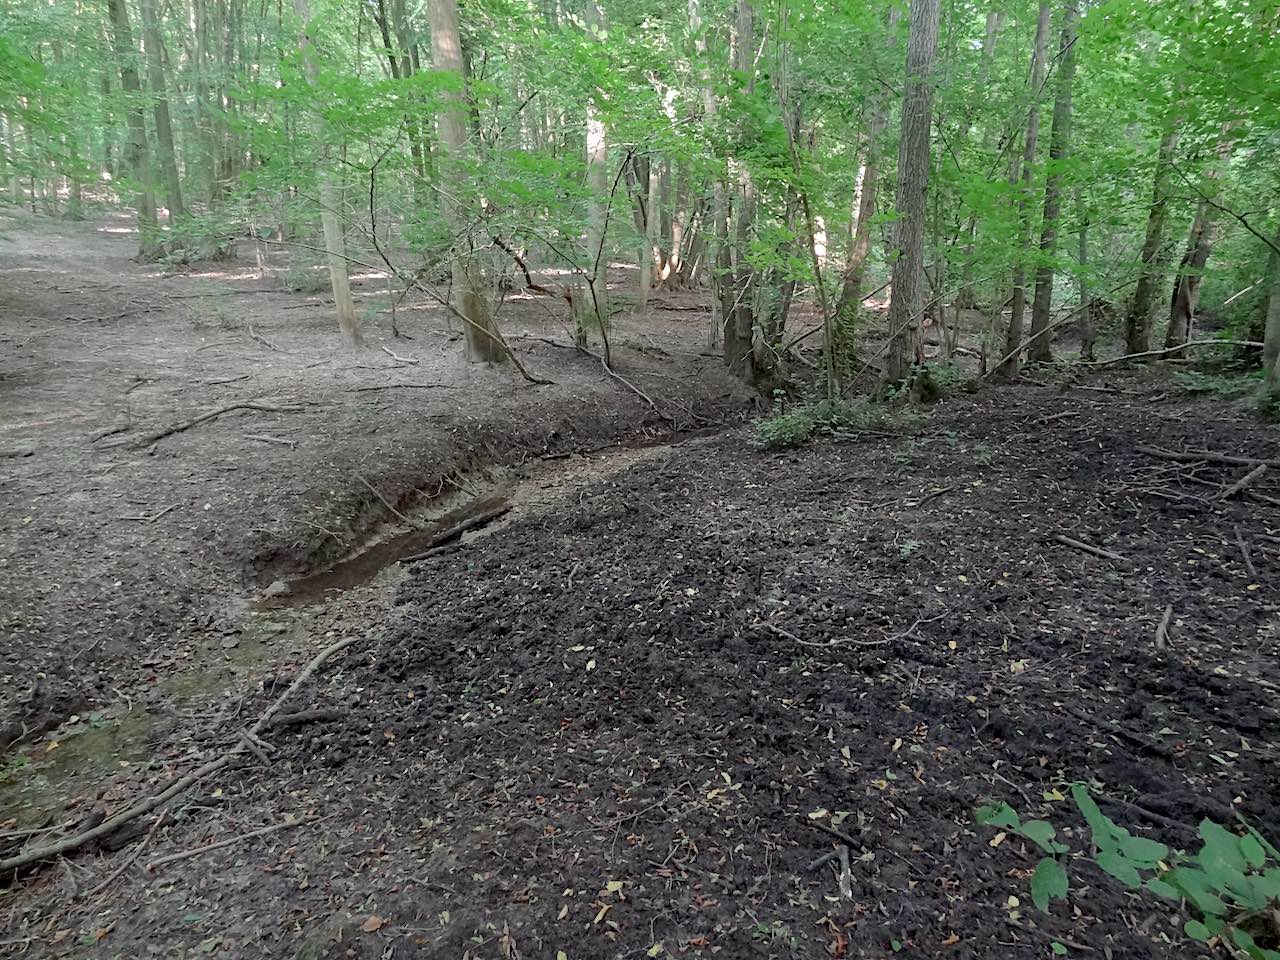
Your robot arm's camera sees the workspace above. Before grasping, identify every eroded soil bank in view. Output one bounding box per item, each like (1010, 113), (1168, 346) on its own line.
(0, 209), (755, 761)
(5, 375), (1278, 958)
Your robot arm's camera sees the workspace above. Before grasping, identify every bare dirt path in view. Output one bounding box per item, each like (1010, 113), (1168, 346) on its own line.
(0, 208), (753, 772)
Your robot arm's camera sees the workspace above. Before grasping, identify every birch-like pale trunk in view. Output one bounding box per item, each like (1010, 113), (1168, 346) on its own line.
(294, 0), (362, 348)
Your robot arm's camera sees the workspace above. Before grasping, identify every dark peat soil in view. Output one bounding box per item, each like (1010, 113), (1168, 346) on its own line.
(24, 380), (1280, 960)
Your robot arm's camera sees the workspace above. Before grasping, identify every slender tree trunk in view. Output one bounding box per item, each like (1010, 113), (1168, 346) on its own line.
(1076, 188), (1096, 360)
(883, 0), (941, 385)
(1166, 128), (1235, 352)
(294, 0), (362, 347)
(141, 0), (186, 222)
(837, 6), (901, 322)
(1027, 1), (1078, 363)
(1164, 203), (1216, 352)
(428, 0), (504, 363)
(4, 117), (20, 203)
(107, 0), (162, 259)
(1265, 232), (1280, 404)
(578, 0), (609, 349)
(999, 1), (1051, 376)
(1124, 116), (1180, 355)
(724, 0), (757, 382)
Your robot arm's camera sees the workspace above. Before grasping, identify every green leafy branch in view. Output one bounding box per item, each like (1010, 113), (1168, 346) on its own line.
(977, 783), (1280, 958)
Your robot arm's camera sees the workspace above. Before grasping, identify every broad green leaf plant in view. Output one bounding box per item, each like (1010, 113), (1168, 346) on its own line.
(978, 783), (1280, 958)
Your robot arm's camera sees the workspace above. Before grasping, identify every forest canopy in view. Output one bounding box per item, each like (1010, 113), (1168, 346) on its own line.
(2, 0), (1279, 395)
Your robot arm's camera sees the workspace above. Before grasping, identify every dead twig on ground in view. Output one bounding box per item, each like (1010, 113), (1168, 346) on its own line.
(237, 729), (273, 766)
(144, 817), (301, 873)
(79, 811), (168, 901)
(1031, 411), (1078, 426)
(246, 322), (281, 352)
(1218, 464), (1268, 500)
(1051, 534), (1130, 565)
(1136, 445), (1280, 470)
(349, 382), (453, 393)
(380, 345), (419, 365)
(1235, 526), (1259, 581)
(356, 475), (425, 530)
(270, 709), (342, 729)
(101, 401), (305, 449)
(0, 637), (358, 875)
(1154, 605), (1173, 652)
(119, 503), (180, 524)
(244, 434), (296, 448)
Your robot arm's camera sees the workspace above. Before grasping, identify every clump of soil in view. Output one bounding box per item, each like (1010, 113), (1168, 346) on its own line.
(35, 378), (1276, 959)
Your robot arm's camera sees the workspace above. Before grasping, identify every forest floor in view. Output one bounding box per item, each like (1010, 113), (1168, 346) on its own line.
(4, 210), (1280, 960)
(0, 206), (754, 776)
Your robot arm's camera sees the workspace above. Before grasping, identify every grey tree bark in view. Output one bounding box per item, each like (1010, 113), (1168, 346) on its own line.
(836, 5), (901, 322)
(998, 2), (1051, 376)
(428, 0), (505, 363)
(1124, 116), (1180, 355)
(1027, 1), (1078, 363)
(294, 0), (362, 347)
(141, 0), (186, 223)
(578, 0), (609, 348)
(723, 0), (758, 382)
(106, 0), (162, 260)
(883, 0), (941, 385)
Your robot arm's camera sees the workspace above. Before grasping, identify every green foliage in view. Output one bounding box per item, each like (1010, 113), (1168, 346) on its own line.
(1173, 369), (1264, 398)
(978, 784), (1280, 959)
(754, 397), (916, 450)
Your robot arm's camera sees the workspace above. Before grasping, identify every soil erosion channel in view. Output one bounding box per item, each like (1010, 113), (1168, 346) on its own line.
(0, 435), (697, 829)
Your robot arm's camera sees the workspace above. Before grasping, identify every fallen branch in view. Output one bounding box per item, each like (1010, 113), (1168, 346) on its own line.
(401, 503), (512, 563)
(1235, 526), (1259, 581)
(380, 345), (419, 365)
(247, 322), (281, 352)
(356, 475), (424, 530)
(1135, 445), (1280, 470)
(244, 434), (297, 448)
(0, 637), (357, 875)
(0, 446), (35, 459)
(119, 503), (180, 524)
(1154, 605), (1173, 653)
(1218, 464), (1268, 500)
(145, 818), (301, 873)
(79, 811), (168, 900)
(102, 401), (305, 449)
(1090, 339), (1263, 367)
(270, 709), (342, 729)
(349, 382), (453, 393)
(1051, 534), (1130, 565)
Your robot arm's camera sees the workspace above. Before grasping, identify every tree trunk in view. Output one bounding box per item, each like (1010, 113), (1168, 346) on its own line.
(578, 0), (609, 349)
(107, 0), (162, 260)
(428, 0), (504, 363)
(999, 1), (1051, 376)
(294, 0), (362, 347)
(1164, 202), (1216, 352)
(883, 0), (941, 385)
(723, 0), (757, 382)
(1265, 232), (1280, 404)
(1165, 127), (1234, 353)
(1076, 188), (1095, 360)
(1123, 116), (1180, 355)
(4, 116), (21, 203)
(141, 0), (186, 223)
(837, 6), (901, 322)
(1027, 0), (1078, 364)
